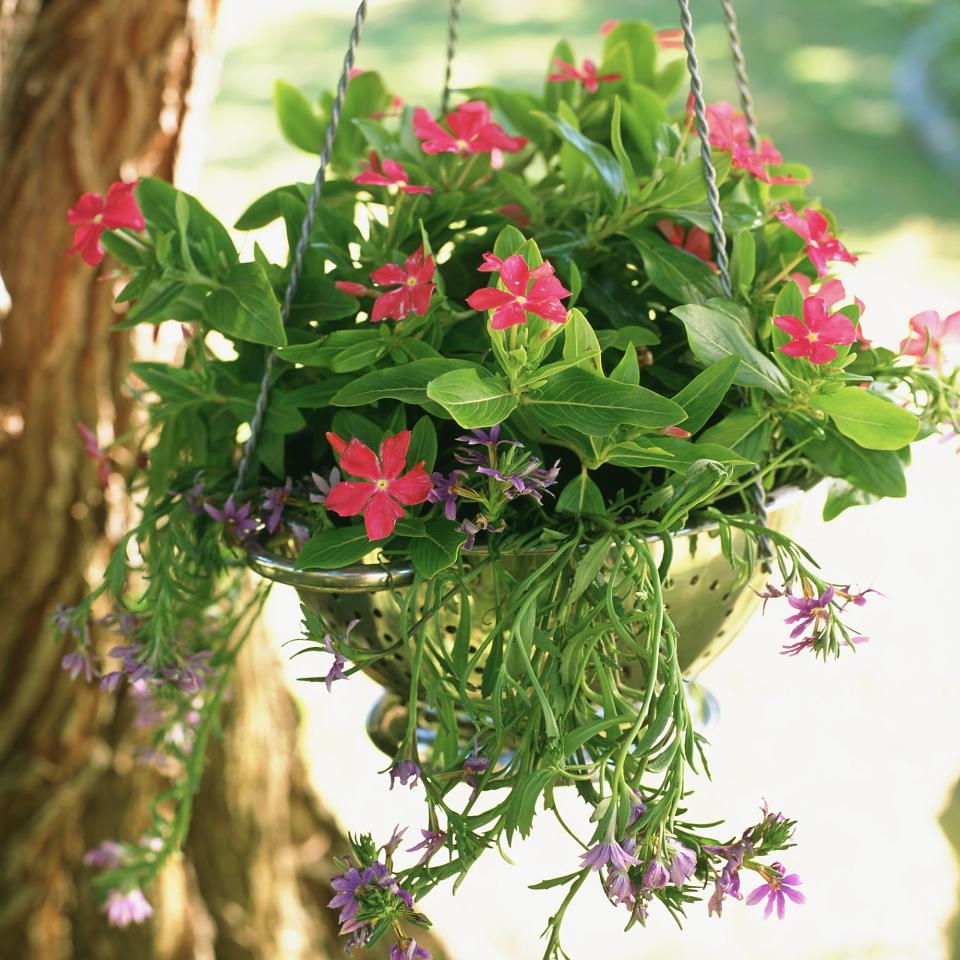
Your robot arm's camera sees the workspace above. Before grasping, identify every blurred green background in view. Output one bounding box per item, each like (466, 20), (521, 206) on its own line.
(196, 2), (960, 959)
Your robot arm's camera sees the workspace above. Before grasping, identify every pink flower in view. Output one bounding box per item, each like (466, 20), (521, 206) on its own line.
(789, 275), (870, 348)
(324, 431), (432, 541)
(466, 253), (570, 330)
(76, 421), (112, 487)
(498, 203), (530, 228)
(335, 280), (372, 297)
(369, 246), (437, 323)
(776, 203), (858, 278)
(774, 295), (856, 365)
(656, 27), (685, 49)
(599, 19), (619, 36)
(700, 103), (805, 186)
(104, 888), (153, 928)
(899, 310), (960, 370)
(547, 58), (622, 94)
(745, 863), (805, 919)
(657, 219), (715, 268)
(354, 151), (433, 195)
(413, 101), (527, 156)
(67, 180), (144, 266)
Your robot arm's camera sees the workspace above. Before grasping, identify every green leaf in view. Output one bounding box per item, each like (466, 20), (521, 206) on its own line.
(330, 410), (381, 449)
(408, 520), (467, 579)
(204, 262), (286, 347)
(544, 39), (577, 112)
(670, 355), (740, 434)
(809, 387), (919, 451)
(330, 339), (388, 373)
(526, 369), (685, 434)
(556, 474), (605, 515)
(296, 526), (376, 570)
(562, 308), (602, 372)
(610, 98), (639, 201)
(601, 21), (656, 85)
(610, 347), (640, 385)
(620, 85), (668, 167)
(699, 409), (772, 462)
(408, 416), (438, 474)
(235, 184), (306, 230)
(538, 113), (626, 204)
(823, 480), (880, 520)
(333, 358), (480, 406)
(671, 302), (788, 396)
(641, 151), (732, 209)
(290, 275), (359, 324)
(274, 80), (326, 152)
(596, 325), (660, 349)
(606, 437), (751, 470)
(731, 230), (756, 297)
(426, 369), (518, 428)
(628, 229), (723, 304)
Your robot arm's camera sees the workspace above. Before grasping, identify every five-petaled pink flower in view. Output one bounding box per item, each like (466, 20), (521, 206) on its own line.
(466, 253), (571, 330)
(324, 431), (432, 541)
(774, 295), (856, 365)
(353, 152), (432, 195)
(369, 246), (437, 323)
(547, 58), (622, 94)
(899, 310), (960, 370)
(657, 219), (715, 268)
(67, 180), (145, 266)
(745, 863), (805, 919)
(790, 274), (870, 348)
(700, 102), (806, 186)
(413, 101), (527, 156)
(776, 203), (858, 278)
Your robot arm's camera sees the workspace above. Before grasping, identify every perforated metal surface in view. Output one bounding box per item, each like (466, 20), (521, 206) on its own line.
(250, 488), (804, 695)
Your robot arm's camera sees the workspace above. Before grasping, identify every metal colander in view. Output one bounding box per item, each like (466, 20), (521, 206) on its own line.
(249, 487), (805, 696)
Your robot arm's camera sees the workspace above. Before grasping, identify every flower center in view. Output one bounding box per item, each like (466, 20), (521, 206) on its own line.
(806, 331), (819, 342)
(456, 139), (469, 152)
(92, 213), (104, 224)
(405, 276), (417, 286)
(516, 295), (527, 306)
(375, 479), (390, 490)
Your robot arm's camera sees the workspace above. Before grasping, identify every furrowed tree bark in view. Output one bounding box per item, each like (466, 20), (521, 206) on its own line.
(0, 3), (441, 958)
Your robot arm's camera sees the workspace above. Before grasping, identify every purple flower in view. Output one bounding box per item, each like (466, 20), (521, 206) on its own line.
(390, 760), (422, 790)
(61, 649), (97, 683)
(707, 866), (742, 917)
(310, 467), (341, 504)
(784, 587), (834, 639)
(261, 477), (293, 534)
(83, 841), (126, 869)
(186, 470), (205, 515)
(580, 839), (642, 873)
(52, 604), (80, 638)
(204, 495), (259, 542)
(408, 829), (447, 866)
(99, 671), (124, 693)
(463, 741), (489, 789)
(456, 425), (517, 447)
(390, 939), (431, 960)
(329, 865), (364, 934)
(667, 841), (697, 885)
(323, 619), (357, 692)
(476, 458), (560, 504)
(290, 522), (310, 548)
(605, 867), (636, 908)
(426, 470), (466, 521)
(627, 790), (648, 828)
(642, 858), (670, 889)
(162, 650), (214, 693)
(745, 862), (805, 919)
(103, 888), (153, 928)
(754, 582), (787, 612)
(457, 515), (504, 551)
(383, 825), (407, 858)
(837, 585), (880, 607)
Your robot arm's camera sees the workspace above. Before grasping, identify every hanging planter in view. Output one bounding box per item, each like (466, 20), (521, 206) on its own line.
(56, 0), (959, 956)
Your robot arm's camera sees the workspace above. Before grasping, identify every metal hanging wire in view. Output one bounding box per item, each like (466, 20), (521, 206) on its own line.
(235, 0), (465, 490)
(720, 0), (760, 148)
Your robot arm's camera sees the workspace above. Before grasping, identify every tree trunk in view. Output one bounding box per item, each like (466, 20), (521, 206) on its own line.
(0, 4), (437, 958)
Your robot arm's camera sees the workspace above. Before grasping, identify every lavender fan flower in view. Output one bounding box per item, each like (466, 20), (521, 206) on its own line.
(61, 649), (97, 683)
(667, 841), (697, 885)
(426, 470), (465, 520)
(390, 760), (422, 790)
(83, 841), (126, 869)
(204, 495), (259, 543)
(784, 587), (835, 639)
(642, 858), (670, 889)
(323, 618), (358, 692)
(463, 741), (489, 789)
(745, 862), (805, 919)
(261, 477), (292, 534)
(580, 838), (641, 872)
(309, 467), (341, 504)
(104, 888), (153, 928)
(390, 940), (432, 960)
(407, 829), (447, 866)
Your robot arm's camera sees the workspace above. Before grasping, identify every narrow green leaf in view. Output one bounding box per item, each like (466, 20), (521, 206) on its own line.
(670, 355), (740, 433)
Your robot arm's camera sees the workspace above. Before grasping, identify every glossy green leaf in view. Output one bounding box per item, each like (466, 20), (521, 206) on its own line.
(809, 387), (919, 450)
(628, 229), (723, 304)
(670, 355), (740, 433)
(408, 520), (467, 579)
(333, 358), (480, 406)
(296, 526), (377, 570)
(204, 262), (285, 347)
(426, 369), (518, 428)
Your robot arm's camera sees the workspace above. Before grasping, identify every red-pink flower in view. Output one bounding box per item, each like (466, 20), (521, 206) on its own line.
(353, 152), (432, 195)
(498, 203), (530, 228)
(67, 180), (144, 266)
(776, 203), (858, 278)
(774, 295), (856, 365)
(368, 246), (437, 323)
(466, 253), (570, 330)
(599, 19), (619, 36)
(656, 27), (685, 49)
(547, 58), (622, 94)
(657, 219), (715, 268)
(700, 102), (806, 186)
(413, 101), (527, 156)
(789, 274), (870, 348)
(899, 310), (960, 369)
(77, 421), (112, 487)
(335, 280), (372, 297)
(324, 431), (432, 541)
